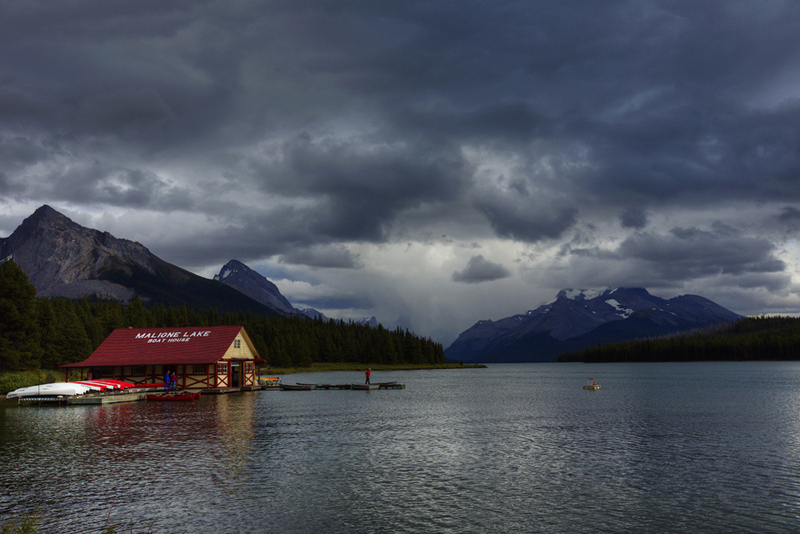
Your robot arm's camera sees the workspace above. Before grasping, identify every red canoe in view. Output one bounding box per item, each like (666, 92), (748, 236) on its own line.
(146, 392), (201, 402)
(75, 379), (136, 390)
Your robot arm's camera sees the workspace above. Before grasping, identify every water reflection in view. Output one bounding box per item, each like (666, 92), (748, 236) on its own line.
(3, 364), (800, 533)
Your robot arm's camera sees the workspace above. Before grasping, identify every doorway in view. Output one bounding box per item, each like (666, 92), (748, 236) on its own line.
(231, 363), (241, 387)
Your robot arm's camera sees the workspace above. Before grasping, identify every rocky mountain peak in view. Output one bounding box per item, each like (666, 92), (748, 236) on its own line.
(1, 205), (283, 317)
(0, 205), (157, 298)
(214, 259), (295, 314)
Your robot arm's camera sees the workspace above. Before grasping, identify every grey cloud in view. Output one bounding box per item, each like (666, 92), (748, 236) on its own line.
(619, 207), (648, 230)
(475, 190), (578, 242)
(4, 0), (800, 341)
(251, 132), (469, 242)
(452, 255), (511, 284)
(279, 246), (362, 269)
(79, 89), (174, 135)
(778, 206), (800, 230)
(47, 165), (194, 211)
(615, 226), (786, 281)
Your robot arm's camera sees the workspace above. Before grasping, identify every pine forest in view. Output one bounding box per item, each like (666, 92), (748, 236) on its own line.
(557, 315), (800, 363)
(0, 259), (445, 373)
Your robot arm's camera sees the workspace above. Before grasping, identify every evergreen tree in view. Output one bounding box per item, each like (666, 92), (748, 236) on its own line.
(37, 298), (59, 362)
(0, 260), (42, 371)
(76, 299), (105, 347)
(124, 297), (150, 328)
(43, 299), (92, 367)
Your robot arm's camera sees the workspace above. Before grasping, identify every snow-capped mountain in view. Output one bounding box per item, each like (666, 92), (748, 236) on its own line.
(444, 288), (743, 363)
(354, 316), (379, 328)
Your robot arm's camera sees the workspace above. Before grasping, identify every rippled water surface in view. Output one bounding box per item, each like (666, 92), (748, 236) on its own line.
(3, 362), (800, 533)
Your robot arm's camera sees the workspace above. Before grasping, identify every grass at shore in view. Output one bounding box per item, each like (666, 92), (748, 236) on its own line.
(259, 362), (486, 375)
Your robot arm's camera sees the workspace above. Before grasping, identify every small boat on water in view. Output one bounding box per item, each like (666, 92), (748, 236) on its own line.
(583, 378), (601, 390)
(280, 383), (316, 391)
(146, 392), (201, 401)
(257, 376), (281, 387)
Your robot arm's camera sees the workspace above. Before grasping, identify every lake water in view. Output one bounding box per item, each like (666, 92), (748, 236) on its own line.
(2, 362), (800, 533)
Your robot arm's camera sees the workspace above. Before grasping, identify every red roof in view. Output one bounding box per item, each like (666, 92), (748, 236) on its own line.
(62, 326), (260, 368)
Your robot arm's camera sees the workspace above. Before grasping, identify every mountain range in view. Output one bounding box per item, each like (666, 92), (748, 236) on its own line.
(0, 205), (281, 316)
(0, 205), (380, 326)
(444, 288), (743, 363)
(2, 207), (743, 358)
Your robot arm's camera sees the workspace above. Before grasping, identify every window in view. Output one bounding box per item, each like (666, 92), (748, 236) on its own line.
(130, 366), (145, 376)
(217, 363), (228, 374)
(245, 363), (254, 373)
(234, 339), (241, 349)
(193, 365), (207, 374)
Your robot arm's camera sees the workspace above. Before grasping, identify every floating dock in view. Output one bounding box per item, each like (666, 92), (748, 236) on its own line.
(281, 381), (405, 391)
(68, 391), (148, 405)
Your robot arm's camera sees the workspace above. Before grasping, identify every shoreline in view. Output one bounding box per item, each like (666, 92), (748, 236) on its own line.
(0, 363), (487, 395)
(260, 362), (486, 375)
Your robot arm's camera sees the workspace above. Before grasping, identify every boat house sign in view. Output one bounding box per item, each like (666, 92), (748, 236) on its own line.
(136, 330), (212, 344)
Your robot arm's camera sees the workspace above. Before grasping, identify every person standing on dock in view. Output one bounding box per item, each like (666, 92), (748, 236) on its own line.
(164, 369), (171, 392)
(365, 368), (371, 384)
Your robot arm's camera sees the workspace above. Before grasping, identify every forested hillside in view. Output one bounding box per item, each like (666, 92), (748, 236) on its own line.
(0, 260), (444, 371)
(557, 316), (800, 362)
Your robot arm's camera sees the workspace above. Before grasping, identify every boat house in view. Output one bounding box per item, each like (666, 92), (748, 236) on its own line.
(61, 326), (262, 391)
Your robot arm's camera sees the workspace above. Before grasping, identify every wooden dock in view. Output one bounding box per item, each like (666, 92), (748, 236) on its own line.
(4, 380), (403, 406)
(68, 391), (148, 405)
(280, 381), (405, 391)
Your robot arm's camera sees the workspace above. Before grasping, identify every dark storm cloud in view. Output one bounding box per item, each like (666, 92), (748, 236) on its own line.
(44, 165), (194, 211)
(778, 206), (800, 229)
(619, 207), (648, 230)
(279, 246), (361, 269)
(4, 0), (800, 226)
(614, 224), (786, 282)
(476, 190), (579, 242)
(79, 89), (174, 135)
(249, 132), (469, 242)
(2, 0), (800, 333)
(452, 255), (511, 284)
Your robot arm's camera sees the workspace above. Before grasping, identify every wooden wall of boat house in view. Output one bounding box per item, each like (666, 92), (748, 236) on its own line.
(215, 331), (258, 388)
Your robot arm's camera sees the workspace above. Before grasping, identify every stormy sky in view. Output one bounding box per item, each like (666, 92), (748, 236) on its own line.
(2, 0), (800, 345)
